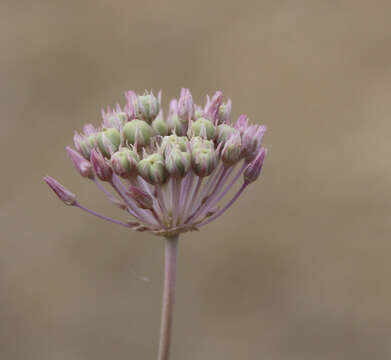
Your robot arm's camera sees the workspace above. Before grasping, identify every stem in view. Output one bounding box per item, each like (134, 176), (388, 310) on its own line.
(157, 235), (179, 360)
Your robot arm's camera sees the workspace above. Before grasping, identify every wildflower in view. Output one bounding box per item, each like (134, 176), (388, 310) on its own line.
(45, 88), (267, 237)
(44, 89), (268, 360)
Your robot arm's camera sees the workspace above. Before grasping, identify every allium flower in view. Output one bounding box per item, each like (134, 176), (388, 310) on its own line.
(45, 89), (267, 237)
(44, 89), (267, 360)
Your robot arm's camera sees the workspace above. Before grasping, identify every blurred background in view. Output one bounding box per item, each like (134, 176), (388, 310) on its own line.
(1, 0), (391, 359)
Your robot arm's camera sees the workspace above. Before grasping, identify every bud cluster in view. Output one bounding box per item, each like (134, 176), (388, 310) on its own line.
(47, 89), (267, 237)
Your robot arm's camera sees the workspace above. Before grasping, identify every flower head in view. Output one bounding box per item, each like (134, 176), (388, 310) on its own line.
(45, 89), (267, 237)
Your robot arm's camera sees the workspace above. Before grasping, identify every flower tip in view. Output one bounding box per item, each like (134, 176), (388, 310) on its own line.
(90, 149), (113, 182)
(66, 146), (93, 178)
(44, 176), (76, 206)
(243, 147), (267, 184)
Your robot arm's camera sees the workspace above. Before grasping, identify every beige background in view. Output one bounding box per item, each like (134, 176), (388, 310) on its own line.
(1, 1), (391, 359)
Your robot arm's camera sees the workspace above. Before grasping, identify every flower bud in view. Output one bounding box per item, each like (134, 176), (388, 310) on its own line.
(44, 176), (76, 206)
(204, 91), (223, 124)
(138, 92), (160, 123)
(221, 132), (242, 165)
(124, 90), (139, 119)
(127, 186), (154, 210)
(103, 111), (128, 129)
(190, 136), (214, 151)
(73, 132), (96, 160)
(123, 119), (154, 147)
(165, 149), (191, 178)
(110, 148), (139, 178)
(177, 88), (194, 121)
(82, 124), (96, 135)
(152, 111), (169, 136)
(168, 113), (187, 136)
(137, 153), (167, 185)
(215, 124), (236, 145)
(217, 99), (232, 125)
(234, 114), (249, 134)
(161, 134), (189, 154)
(192, 146), (217, 177)
(191, 117), (215, 140)
(243, 148), (267, 184)
(96, 128), (121, 158)
(66, 146), (93, 178)
(91, 149), (113, 182)
(242, 125), (266, 160)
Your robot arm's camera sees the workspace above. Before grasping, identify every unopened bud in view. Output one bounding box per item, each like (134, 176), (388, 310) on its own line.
(103, 111), (128, 129)
(190, 136), (214, 151)
(221, 132), (242, 165)
(124, 91), (139, 119)
(138, 92), (160, 123)
(90, 149), (113, 182)
(234, 114), (248, 134)
(191, 117), (215, 140)
(152, 111), (168, 136)
(127, 186), (154, 210)
(66, 146), (93, 178)
(192, 146), (217, 177)
(165, 149), (191, 178)
(96, 128), (121, 158)
(217, 99), (232, 125)
(243, 148), (267, 184)
(73, 132), (96, 160)
(168, 114), (187, 136)
(215, 124), (236, 145)
(110, 148), (139, 178)
(137, 154), (167, 184)
(44, 176), (76, 206)
(242, 125), (266, 160)
(123, 119), (154, 147)
(204, 91), (223, 124)
(177, 88), (194, 121)
(161, 134), (189, 154)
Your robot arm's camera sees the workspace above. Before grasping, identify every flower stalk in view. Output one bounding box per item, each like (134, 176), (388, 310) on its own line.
(158, 235), (179, 360)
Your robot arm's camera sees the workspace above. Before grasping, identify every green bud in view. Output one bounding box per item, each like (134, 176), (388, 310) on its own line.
(215, 124), (236, 145)
(190, 136), (214, 151)
(137, 153), (167, 184)
(221, 133), (242, 165)
(191, 117), (215, 140)
(105, 112), (128, 128)
(138, 94), (160, 123)
(192, 146), (217, 177)
(161, 134), (189, 154)
(123, 119), (154, 147)
(110, 148), (139, 178)
(96, 128), (121, 158)
(152, 116), (168, 136)
(217, 100), (231, 124)
(168, 114), (187, 136)
(166, 149), (191, 178)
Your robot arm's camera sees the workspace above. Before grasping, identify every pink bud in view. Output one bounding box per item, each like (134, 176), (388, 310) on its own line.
(124, 90), (138, 119)
(82, 124), (96, 136)
(243, 148), (267, 184)
(204, 91), (223, 124)
(242, 125), (266, 159)
(66, 146), (93, 178)
(90, 149), (113, 182)
(44, 176), (76, 206)
(127, 186), (154, 210)
(234, 114), (249, 134)
(177, 88), (194, 121)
